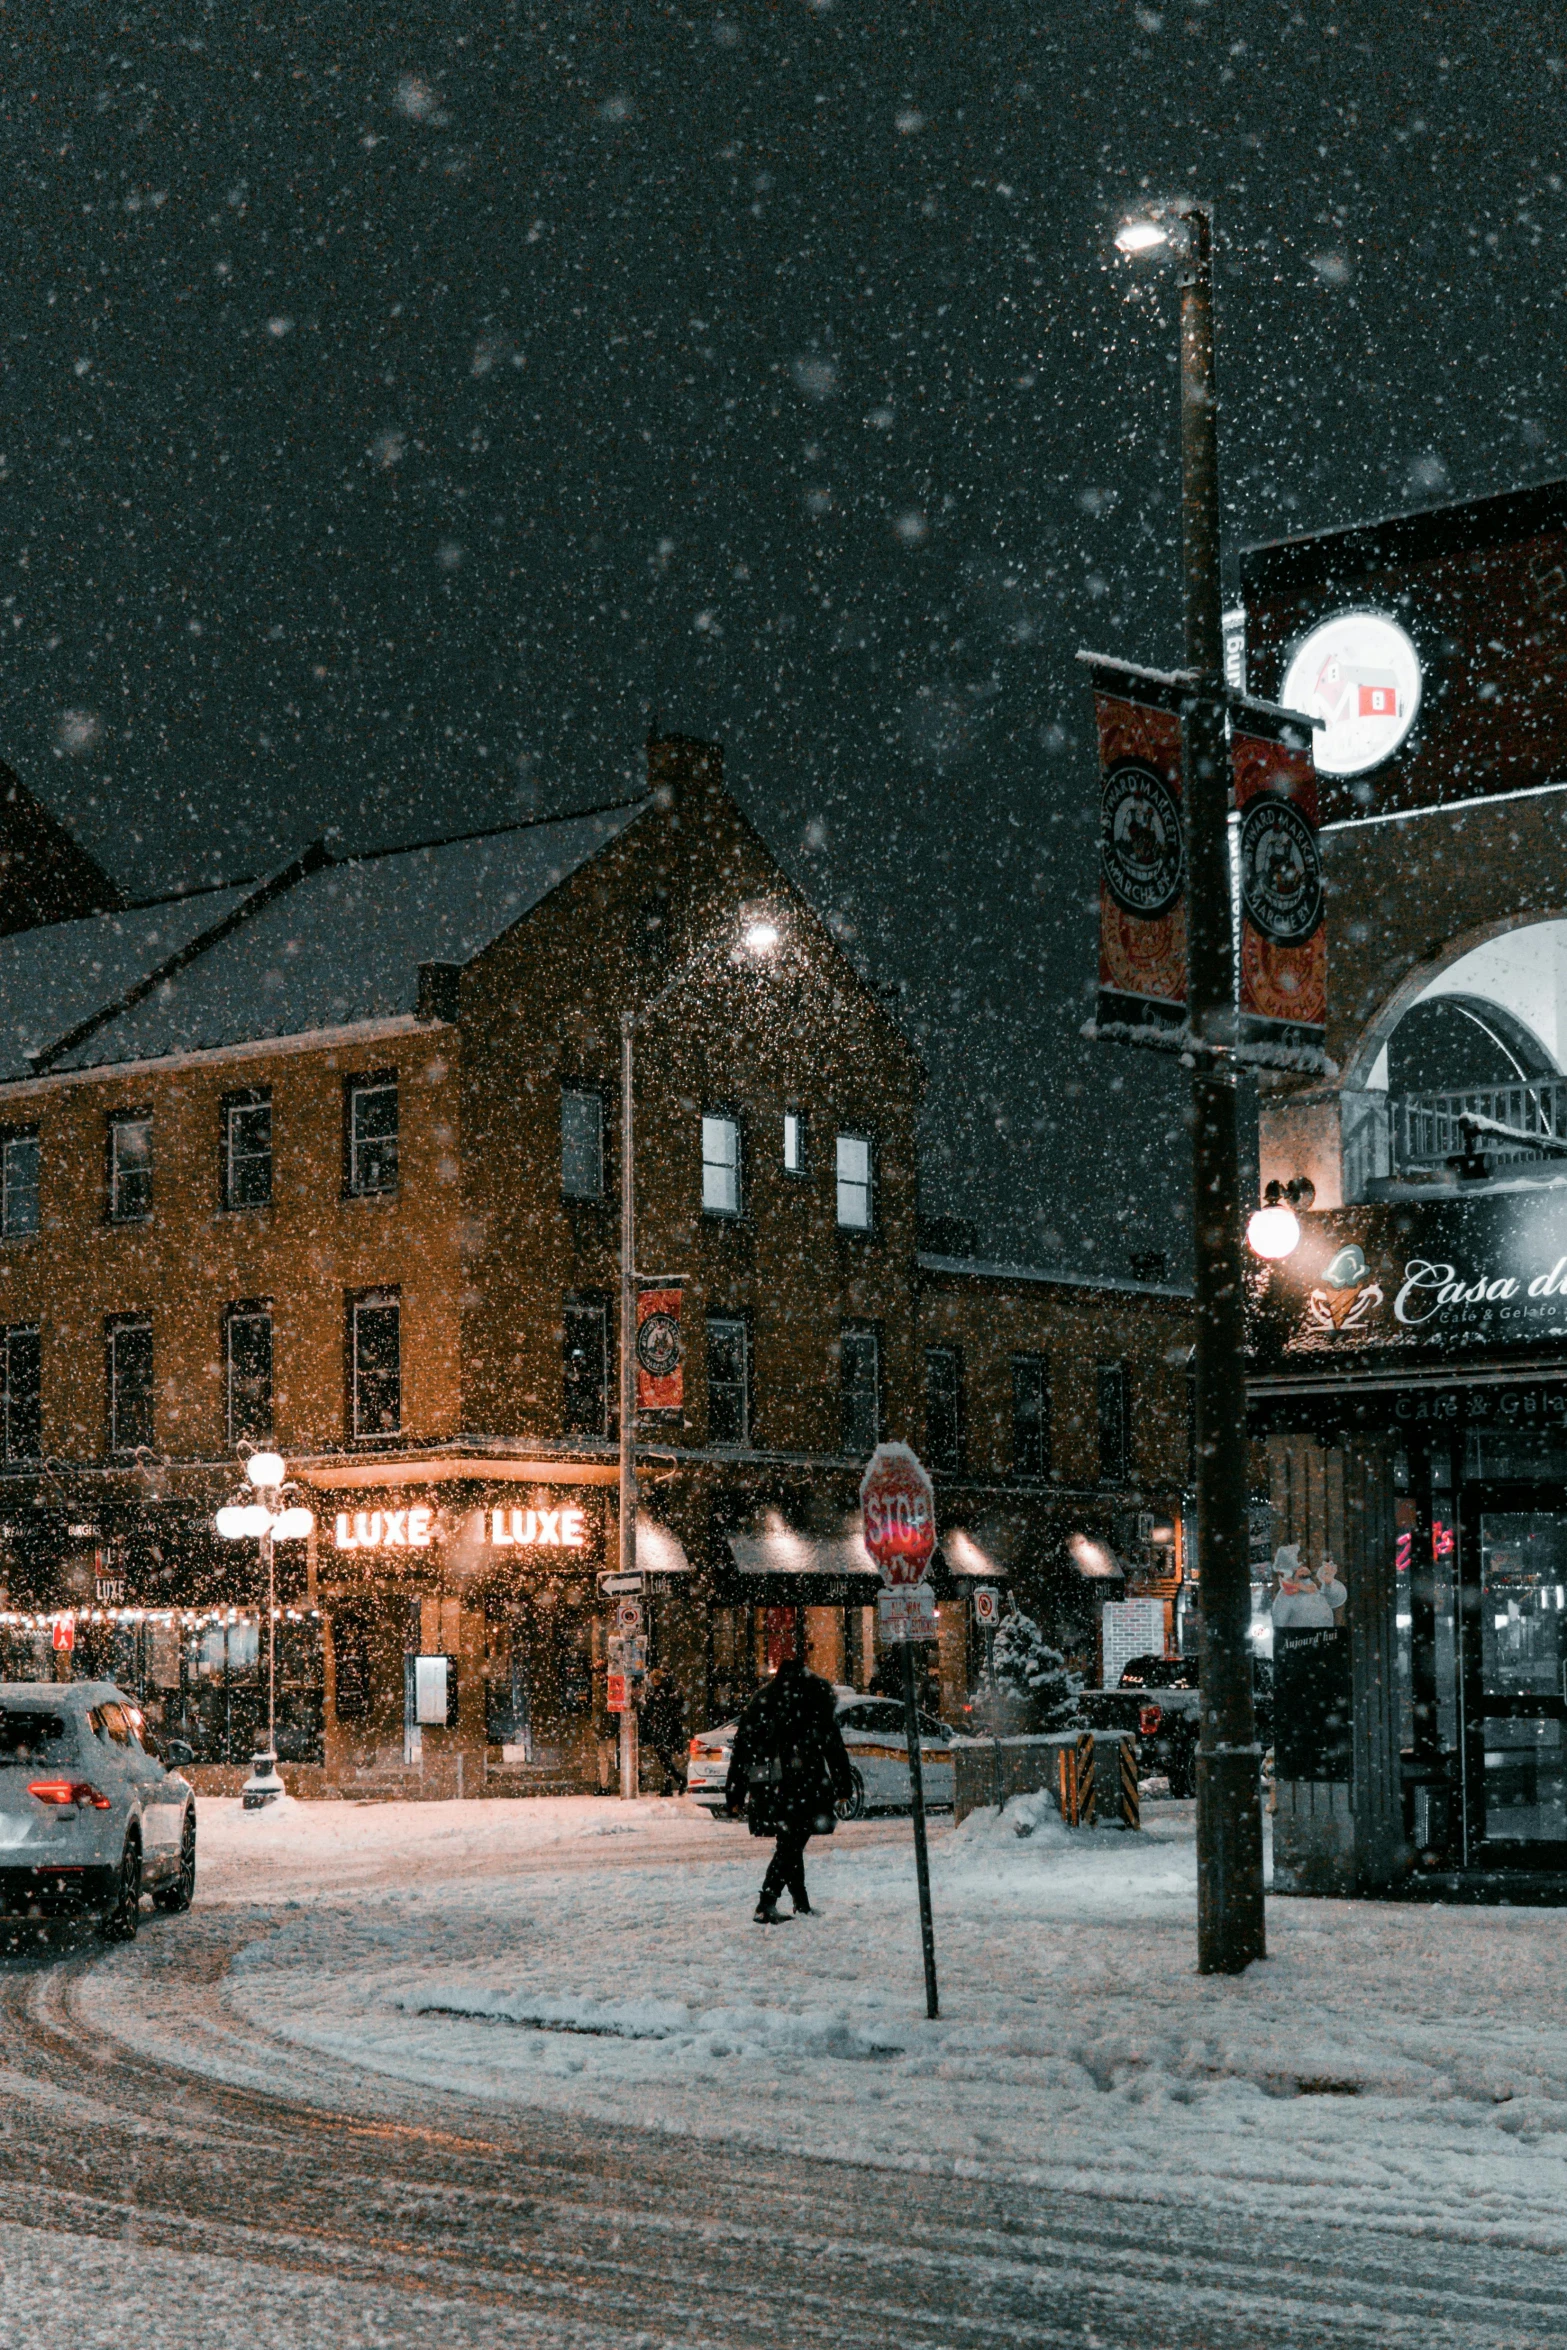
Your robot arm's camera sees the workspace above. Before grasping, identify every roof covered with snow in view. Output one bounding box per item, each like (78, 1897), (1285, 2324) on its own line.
(0, 801), (648, 1080)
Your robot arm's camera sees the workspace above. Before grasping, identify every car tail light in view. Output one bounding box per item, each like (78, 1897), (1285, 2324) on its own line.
(27, 1779), (112, 1809)
(1138, 1704), (1163, 1737)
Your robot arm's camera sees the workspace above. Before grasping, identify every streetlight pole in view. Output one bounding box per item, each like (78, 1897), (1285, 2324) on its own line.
(615, 912), (782, 1798)
(215, 1450), (314, 1811)
(618, 1007), (641, 1803)
(1117, 202), (1265, 1974)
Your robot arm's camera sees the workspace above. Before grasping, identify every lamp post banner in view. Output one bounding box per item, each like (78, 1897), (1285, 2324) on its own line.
(635, 1284), (685, 1414)
(1089, 668), (1189, 1042)
(1232, 709), (1325, 1060)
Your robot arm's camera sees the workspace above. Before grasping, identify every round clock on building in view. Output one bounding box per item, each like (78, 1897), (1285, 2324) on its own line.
(1280, 610), (1423, 778)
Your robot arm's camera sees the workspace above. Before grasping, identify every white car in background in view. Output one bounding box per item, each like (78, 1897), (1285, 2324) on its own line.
(687, 1687), (957, 1819)
(0, 1681), (197, 1940)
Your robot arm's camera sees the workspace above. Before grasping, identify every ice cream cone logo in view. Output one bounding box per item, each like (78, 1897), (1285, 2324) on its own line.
(1305, 1242), (1384, 1334)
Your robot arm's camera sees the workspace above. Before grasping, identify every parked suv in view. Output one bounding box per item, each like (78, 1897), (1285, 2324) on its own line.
(0, 1681), (197, 1939)
(1081, 1654), (1274, 1797)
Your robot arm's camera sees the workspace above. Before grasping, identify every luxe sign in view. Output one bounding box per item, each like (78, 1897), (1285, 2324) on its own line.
(333, 1503), (591, 1553)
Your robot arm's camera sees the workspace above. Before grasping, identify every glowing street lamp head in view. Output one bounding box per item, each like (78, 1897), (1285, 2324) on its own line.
(245, 1450), (286, 1489)
(742, 919), (780, 955)
(1115, 218), (1170, 256)
(1246, 1203), (1301, 1261)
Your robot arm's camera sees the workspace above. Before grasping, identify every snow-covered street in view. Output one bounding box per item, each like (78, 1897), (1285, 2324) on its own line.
(74, 1793), (1567, 2258)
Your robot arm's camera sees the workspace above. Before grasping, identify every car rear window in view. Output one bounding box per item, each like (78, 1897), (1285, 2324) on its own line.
(0, 1708), (70, 1765)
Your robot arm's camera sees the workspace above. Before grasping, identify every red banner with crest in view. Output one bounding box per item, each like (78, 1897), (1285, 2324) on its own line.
(1232, 709), (1325, 1060)
(635, 1285), (684, 1414)
(1089, 664), (1188, 1041)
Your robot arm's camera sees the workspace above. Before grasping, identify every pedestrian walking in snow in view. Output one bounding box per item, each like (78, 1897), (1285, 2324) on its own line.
(724, 1652), (855, 1922)
(640, 1666), (688, 1794)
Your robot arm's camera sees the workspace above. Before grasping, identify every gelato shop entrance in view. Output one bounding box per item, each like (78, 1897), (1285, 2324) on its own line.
(1460, 1488), (1567, 1857)
(1250, 1186), (1567, 1898)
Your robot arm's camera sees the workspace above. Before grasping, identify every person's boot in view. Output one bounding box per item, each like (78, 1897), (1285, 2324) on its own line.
(791, 1897), (814, 1916)
(753, 1897), (788, 1924)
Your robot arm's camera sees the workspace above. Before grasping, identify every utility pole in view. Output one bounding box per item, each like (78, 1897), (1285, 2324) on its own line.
(618, 1010), (640, 1802)
(1175, 205), (1267, 1976)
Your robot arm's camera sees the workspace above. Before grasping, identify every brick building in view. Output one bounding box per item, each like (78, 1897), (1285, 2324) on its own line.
(0, 734), (1194, 1793)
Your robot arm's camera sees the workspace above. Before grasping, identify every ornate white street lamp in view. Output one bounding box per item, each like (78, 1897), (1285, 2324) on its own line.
(215, 1448), (314, 1807)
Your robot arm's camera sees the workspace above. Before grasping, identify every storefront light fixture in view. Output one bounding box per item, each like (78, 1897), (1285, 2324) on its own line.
(1245, 1177), (1316, 1263)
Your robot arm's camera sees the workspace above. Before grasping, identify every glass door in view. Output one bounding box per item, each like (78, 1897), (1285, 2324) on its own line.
(1457, 1484), (1567, 1863)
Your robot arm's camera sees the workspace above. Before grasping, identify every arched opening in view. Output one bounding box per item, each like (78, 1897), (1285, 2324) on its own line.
(1343, 918), (1567, 1197)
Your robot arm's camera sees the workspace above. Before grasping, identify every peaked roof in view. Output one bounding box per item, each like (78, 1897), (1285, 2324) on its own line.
(0, 800), (648, 1082)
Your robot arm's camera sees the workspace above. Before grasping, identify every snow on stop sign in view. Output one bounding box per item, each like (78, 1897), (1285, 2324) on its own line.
(859, 1441), (936, 1587)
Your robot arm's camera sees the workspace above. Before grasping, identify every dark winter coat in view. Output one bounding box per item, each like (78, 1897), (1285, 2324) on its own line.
(724, 1663), (855, 1839)
(640, 1676), (687, 1754)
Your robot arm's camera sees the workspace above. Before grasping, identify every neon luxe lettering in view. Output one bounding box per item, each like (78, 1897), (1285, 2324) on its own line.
(333, 1505), (435, 1551)
(489, 1507), (586, 1549)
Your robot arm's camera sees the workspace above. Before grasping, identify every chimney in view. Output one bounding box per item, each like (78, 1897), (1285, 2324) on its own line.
(645, 732), (722, 812)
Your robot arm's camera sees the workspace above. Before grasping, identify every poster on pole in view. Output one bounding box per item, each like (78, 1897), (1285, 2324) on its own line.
(1232, 706), (1326, 1064)
(635, 1283), (685, 1414)
(1086, 659), (1189, 1044)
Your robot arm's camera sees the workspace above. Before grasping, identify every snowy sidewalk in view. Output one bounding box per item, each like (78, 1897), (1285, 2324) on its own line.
(82, 1792), (1567, 2253)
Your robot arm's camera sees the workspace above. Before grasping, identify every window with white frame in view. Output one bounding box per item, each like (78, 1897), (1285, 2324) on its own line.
(223, 1090), (273, 1210)
(706, 1316), (749, 1445)
(783, 1109), (806, 1176)
(0, 1129), (39, 1239)
(107, 1111), (153, 1223)
(561, 1087), (604, 1200)
(835, 1132), (873, 1230)
(106, 1316), (154, 1453)
(350, 1290), (401, 1438)
(701, 1112), (741, 1217)
(346, 1073), (398, 1196)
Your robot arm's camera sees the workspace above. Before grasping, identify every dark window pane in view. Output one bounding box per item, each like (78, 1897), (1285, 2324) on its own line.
(1, 1326), (41, 1460)
(840, 1328), (879, 1459)
(563, 1302), (608, 1435)
(108, 1321), (154, 1453)
(1011, 1358), (1050, 1480)
(2, 1132), (39, 1238)
(349, 1079), (398, 1194)
(226, 1095), (273, 1209)
(352, 1297), (401, 1436)
(706, 1317), (748, 1445)
(110, 1116), (152, 1221)
(227, 1309), (273, 1445)
(561, 1089), (603, 1200)
(1098, 1361), (1131, 1485)
(924, 1346), (964, 1474)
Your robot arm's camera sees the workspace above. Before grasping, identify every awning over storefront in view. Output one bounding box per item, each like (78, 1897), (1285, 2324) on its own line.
(723, 1514), (882, 1606)
(637, 1513), (692, 1582)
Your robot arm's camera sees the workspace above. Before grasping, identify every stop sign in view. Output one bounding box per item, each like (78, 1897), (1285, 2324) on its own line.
(859, 1442), (936, 1587)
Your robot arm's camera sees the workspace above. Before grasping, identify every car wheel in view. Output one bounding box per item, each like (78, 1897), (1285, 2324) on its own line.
(153, 1810), (196, 1914)
(101, 1833), (142, 1943)
(835, 1767), (866, 1822)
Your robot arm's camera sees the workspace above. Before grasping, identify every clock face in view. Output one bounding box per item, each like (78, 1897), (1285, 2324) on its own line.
(1280, 611), (1422, 778)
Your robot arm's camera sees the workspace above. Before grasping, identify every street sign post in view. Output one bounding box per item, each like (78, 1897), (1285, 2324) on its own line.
(972, 1583), (1000, 1688)
(859, 1442), (940, 2021)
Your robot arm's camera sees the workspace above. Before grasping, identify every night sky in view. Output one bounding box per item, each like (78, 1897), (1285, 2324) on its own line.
(2, 4), (1559, 1269)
